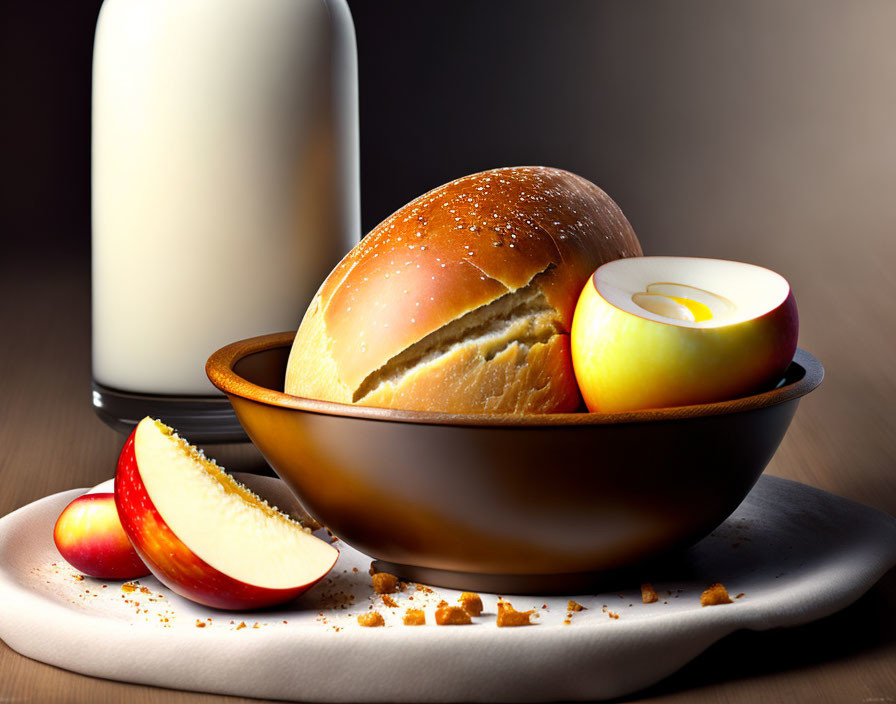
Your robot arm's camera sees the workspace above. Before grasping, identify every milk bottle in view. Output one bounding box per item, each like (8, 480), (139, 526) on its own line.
(91, 0), (359, 440)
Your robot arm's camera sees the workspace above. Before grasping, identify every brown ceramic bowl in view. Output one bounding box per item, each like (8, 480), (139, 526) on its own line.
(207, 332), (823, 593)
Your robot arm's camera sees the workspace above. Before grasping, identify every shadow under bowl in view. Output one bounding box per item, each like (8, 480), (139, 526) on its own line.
(207, 332), (823, 594)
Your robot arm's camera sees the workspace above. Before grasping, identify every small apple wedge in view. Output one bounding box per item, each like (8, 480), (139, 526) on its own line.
(115, 417), (338, 610)
(571, 256), (798, 412)
(53, 493), (150, 580)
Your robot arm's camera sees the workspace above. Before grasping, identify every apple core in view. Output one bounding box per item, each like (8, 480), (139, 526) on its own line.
(632, 283), (736, 323)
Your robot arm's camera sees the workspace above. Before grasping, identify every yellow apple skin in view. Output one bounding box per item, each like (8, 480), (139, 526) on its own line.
(571, 275), (798, 413)
(53, 493), (150, 580)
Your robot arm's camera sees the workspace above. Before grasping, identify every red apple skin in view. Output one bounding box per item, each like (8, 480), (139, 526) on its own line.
(114, 429), (333, 610)
(53, 493), (150, 580)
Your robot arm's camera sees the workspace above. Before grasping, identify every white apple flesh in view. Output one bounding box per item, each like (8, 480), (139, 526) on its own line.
(115, 417), (338, 610)
(571, 256), (798, 412)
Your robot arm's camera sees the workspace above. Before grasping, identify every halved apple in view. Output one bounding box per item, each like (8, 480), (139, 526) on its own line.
(53, 493), (150, 580)
(115, 417), (338, 610)
(571, 256), (798, 412)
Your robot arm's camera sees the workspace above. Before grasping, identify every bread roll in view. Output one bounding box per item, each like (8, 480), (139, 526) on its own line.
(285, 166), (642, 413)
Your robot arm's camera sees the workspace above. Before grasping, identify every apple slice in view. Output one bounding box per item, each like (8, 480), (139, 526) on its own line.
(571, 256), (798, 412)
(115, 417), (338, 610)
(53, 493), (150, 580)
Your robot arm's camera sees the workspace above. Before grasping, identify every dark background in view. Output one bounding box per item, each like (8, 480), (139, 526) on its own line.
(9, 1), (896, 260)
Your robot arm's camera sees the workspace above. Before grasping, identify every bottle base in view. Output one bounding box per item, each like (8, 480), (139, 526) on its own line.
(91, 381), (248, 443)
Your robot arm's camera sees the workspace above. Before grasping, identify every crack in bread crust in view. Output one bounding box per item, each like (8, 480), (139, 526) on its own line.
(352, 274), (561, 403)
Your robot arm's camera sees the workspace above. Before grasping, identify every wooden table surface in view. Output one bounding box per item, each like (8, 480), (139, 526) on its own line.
(1, 258), (893, 704)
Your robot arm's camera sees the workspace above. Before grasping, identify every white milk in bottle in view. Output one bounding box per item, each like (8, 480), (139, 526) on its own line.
(91, 0), (359, 440)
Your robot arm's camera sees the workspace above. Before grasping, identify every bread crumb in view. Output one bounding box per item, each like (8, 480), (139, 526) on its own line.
(735, 592), (745, 599)
(372, 572), (400, 594)
(382, 594), (398, 608)
(358, 611), (385, 627)
(567, 600), (586, 612)
(700, 583), (734, 606)
(496, 601), (534, 627)
(435, 605), (472, 625)
(459, 592), (483, 617)
(641, 583), (659, 604)
(403, 608), (426, 626)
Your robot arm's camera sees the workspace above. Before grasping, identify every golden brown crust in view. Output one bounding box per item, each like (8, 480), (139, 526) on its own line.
(496, 600), (535, 627)
(402, 608), (425, 626)
(458, 592), (483, 617)
(371, 572), (400, 595)
(357, 611), (385, 627)
(700, 582), (733, 606)
(381, 594), (398, 608)
(435, 605), (472, 625)
(641, 583), (659, 604)
(286, 166), (641, 413)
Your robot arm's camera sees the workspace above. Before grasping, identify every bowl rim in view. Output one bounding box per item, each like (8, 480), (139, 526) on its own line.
(206, 332), (823, 427)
